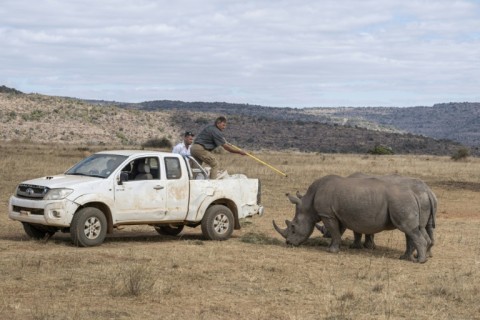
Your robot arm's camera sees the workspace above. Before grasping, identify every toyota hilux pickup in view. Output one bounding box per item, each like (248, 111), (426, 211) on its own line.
(8, 150), (264, 247)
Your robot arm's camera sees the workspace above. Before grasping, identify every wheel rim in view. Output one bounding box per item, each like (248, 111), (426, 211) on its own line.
(83, 217), (102, 239)
(213, 213), (230, 234)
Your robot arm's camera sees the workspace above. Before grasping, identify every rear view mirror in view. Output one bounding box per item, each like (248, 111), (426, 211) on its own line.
(118, 172), (129, 185)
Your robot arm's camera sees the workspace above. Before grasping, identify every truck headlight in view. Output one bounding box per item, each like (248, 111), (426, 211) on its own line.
(44, 188), (74, 200)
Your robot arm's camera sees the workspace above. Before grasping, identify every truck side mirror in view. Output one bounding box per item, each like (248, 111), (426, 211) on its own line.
(118, 172), (129, 185)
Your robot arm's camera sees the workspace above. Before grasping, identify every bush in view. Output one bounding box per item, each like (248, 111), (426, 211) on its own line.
(142, 137), (172, 149)
(368, 145), (394, 155)
(451, 147), (470, 161)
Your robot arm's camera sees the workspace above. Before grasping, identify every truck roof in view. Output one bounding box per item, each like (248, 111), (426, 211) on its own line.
(96, 150), (177, 157)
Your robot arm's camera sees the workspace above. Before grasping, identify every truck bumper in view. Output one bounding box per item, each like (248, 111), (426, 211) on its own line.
(241, 204), (264, 219)
(258, 205), (265, 217)
(8, 196), (79, 227)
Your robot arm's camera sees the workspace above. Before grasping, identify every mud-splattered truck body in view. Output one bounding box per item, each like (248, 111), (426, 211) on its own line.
(8, 150), (263, 246)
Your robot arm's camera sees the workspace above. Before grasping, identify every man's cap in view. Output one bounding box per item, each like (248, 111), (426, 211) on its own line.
(184, 131), (195, 137)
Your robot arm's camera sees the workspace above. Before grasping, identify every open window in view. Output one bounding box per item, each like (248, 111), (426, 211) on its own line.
(120, 157), (160, 181)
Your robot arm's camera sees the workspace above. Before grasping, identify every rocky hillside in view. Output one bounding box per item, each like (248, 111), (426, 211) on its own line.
(0, 88), (470, 156)
(0, 92), (181, 146)
(109, 99), (479, 150)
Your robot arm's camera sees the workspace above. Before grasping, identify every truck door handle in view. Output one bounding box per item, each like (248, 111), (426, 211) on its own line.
(154, 185), (164, 190)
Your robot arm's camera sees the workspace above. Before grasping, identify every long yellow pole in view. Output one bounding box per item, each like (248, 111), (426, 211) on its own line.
(226, 142), (288, 177)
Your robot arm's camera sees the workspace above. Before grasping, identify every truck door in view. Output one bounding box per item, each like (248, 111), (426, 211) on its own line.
(163, 156), (189, 221)
(114, 156), (167, 222)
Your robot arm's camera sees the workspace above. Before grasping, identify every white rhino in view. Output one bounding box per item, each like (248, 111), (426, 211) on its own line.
(347, 172), (437, 260)
(273, 174), (430, 263)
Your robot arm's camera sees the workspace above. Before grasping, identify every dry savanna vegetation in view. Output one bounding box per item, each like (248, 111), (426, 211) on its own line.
(0, 142), (479, 320)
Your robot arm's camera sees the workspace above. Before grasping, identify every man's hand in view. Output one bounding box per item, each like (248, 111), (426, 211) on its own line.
(223, 143), (247, 155)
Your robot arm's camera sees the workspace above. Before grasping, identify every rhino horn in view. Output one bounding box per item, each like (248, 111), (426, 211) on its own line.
(272, 220), (288, 238)
(286, 193), (302, 206)
(296, 191), (303, 199)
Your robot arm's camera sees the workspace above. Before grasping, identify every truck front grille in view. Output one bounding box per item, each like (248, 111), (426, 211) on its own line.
(16, 184), (50, 200)
(12, 206), (44, 215)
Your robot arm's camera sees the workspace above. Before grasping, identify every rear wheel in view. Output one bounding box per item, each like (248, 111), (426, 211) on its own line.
(71, 207), (107, 247)
(154, 225), (184, 236)
(201, 205), (234, 240)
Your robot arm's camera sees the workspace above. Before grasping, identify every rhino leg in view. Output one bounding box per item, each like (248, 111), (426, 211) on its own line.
(400, 235), (416, 261)
(401, 227), (433, 260)
(323, 218), (342, 253)
(349, 233), (376, 249)
(363, 234), (376, 249)
(403, 228), (428, 263)
(420, 227), (432, 257)
(350, 232), (364, 249)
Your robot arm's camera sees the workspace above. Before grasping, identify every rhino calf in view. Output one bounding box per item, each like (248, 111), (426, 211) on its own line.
(274, 174), (430, 263)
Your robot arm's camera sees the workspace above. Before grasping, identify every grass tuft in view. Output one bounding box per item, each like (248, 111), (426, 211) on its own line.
(110, 264), (156, 297)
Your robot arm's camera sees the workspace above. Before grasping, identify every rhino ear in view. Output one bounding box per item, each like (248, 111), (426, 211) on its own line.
(286, 193), (302, 206)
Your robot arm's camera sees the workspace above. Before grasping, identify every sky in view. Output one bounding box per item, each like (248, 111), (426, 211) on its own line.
(1, 0), (480, 108)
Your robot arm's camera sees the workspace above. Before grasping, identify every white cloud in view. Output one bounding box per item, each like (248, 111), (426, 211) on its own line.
(1, 0), (479, 107)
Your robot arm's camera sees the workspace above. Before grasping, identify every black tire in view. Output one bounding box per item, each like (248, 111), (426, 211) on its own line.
(22, 223), (51, 239)
(201, 205), (234, 241)
(70, 207), (107, 247)
(154, 225), (184, 236)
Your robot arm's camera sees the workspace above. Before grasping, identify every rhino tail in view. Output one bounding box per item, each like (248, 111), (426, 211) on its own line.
(427, 190), (437, 229)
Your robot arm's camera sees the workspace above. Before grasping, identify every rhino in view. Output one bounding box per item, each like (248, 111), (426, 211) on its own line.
(273, 174), (430, 263)
(347, 172), (437, 260)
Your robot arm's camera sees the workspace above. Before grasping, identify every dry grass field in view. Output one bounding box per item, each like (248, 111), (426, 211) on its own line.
(0, 142), (479, 320)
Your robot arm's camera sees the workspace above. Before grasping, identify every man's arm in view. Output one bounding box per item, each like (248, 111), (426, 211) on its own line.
(222, 143), (246, 155)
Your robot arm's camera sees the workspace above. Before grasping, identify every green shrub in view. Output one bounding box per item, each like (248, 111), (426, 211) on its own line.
(115, 131), (128, 144)
(142, 137), (172, 149)
(21, 109), (46, 121)
(451, 147), (470, 161)
(368, 145), (394, 155)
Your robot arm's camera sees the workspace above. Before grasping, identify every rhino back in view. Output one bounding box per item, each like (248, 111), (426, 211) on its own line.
(350, 173), (435, 229)
(313, 177), (396, 234)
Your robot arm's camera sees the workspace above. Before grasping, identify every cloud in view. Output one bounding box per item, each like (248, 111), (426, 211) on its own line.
(1, 0), (479, 107)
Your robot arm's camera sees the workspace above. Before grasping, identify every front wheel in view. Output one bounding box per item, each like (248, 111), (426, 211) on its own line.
(201, 205), (234, 241)
(71, 207), (107, 247)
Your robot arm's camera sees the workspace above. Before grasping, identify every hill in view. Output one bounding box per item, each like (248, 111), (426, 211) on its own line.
(107, 99), (477, 155)
(0, 86), (473, 156)
(305, 103), (480, 148)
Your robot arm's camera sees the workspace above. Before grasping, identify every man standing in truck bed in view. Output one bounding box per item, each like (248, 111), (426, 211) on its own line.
(191, 116), (246, 179)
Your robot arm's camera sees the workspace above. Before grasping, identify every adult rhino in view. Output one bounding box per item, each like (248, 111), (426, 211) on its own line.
(273, 174), (429, 263)
(347, 173), (437, 260)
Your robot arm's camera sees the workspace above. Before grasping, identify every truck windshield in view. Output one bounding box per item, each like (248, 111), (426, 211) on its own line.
(65, 154), (128, 178)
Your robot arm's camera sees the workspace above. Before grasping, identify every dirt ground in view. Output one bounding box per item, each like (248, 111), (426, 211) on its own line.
(0, 143), (479, 320)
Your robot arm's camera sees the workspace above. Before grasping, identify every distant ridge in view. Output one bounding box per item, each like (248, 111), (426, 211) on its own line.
(110, 99), (480, 150)
(0, 85), (23, 94)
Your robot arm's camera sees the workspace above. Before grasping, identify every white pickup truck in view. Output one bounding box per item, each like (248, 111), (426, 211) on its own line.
(8, 150), (264, 247)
